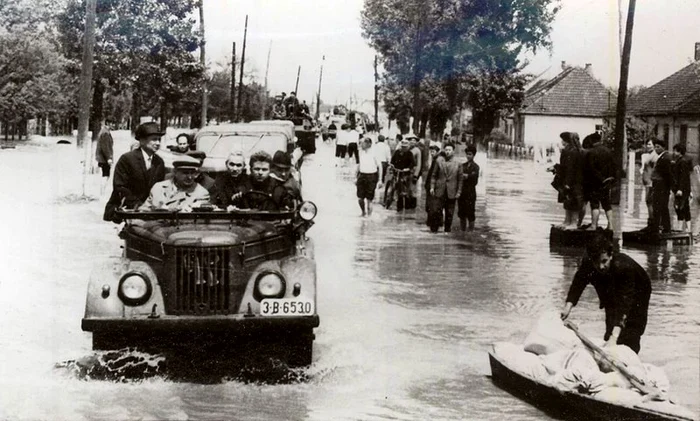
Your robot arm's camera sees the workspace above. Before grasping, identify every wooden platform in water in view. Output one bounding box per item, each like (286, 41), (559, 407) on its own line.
(549, 225), (613, 247)
(622, 230), (694, 246)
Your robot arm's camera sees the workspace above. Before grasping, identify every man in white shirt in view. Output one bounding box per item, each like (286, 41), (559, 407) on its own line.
(347, 125), (361, 165)
(335, 123), (350, 167)
(356, 137), (383, 216)
(373, 134), (392, 183)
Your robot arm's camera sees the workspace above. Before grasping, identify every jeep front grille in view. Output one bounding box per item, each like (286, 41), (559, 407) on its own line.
(175, 246), (233, 314)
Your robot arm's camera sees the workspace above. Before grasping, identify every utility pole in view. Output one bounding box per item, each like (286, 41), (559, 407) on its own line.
(614, 0), (636, 187)
(374, 55), (379, 131)
(230, 42), (236, 122)
(262, 40), (272, 120)
(316, 56), (324, 120)
(236, 14), (248, 122)
(77, 0), (96, 196)
(199, 0), (207, 128)
(294, 65), (301, 95)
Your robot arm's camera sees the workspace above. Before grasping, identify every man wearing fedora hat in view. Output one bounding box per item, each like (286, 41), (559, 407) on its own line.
(271, 150), (302, 202)
(139, 155), (210, 211)
(103, 122), (167, 222)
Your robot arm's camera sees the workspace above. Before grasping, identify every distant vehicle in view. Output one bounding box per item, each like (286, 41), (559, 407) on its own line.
(81, 198), (320, 367)
(158, 123), (295, 175)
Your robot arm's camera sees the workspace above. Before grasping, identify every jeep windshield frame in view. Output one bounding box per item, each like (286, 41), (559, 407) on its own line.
(115, 208), (296, 222)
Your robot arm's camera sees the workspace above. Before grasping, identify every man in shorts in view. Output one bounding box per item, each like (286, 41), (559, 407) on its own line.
(356, 137), (383, 216)
(584, 133), (615, 231)
(335, 124), (349, 166)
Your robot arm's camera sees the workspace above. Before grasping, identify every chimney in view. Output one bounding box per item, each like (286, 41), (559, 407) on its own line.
(584, 63), (593, 75)
(695, 42), (700, 61)
(561, 60), (567, 71)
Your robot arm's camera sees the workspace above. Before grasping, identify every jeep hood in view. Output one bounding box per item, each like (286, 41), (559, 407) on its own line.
(127, 221), (281, 246)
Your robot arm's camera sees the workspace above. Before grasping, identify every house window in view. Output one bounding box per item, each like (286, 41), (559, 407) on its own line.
(663, 124), (670, 143)
(654, 124), (659, 138)
(680, 124), (688, 146)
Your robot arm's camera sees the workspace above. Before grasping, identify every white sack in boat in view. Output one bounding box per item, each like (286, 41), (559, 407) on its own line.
(492, 342), (550, 382)
(523, 311), (582, 355)
(594, 386), (644, 405)
(643, 363), (670, 393)
(548, 347), (608, 393)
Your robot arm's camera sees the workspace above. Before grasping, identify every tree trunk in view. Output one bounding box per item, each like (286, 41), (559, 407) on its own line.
(418, 112), (428, 139)
(472, 109), (496, 145)
(131, 89), (141, 135)
(159, 98), (168, 132)
(90, 78), (104, 141)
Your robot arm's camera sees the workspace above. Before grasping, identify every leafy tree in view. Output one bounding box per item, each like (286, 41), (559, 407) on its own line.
(0, 0), (74, 139)
(57, 0), (203, 135)
(362, 0), (559, 141)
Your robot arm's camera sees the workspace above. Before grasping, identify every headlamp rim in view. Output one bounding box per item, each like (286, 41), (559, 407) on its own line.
(117, 271), (153, 307)
(253, 270), (286, 301)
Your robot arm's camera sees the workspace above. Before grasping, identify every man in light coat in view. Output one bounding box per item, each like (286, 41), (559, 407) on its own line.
(429, 142), (462, 233)
(139, 155), (210, 211)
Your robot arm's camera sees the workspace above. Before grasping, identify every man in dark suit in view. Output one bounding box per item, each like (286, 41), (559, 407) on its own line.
(649, 138), (675, 234)
(103, 122), (166, 222)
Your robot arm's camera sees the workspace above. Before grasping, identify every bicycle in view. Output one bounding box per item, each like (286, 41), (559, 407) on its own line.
(383, 164), (412, 210)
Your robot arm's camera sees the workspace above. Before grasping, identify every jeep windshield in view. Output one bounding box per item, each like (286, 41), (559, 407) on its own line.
(197, 133), (287, 159)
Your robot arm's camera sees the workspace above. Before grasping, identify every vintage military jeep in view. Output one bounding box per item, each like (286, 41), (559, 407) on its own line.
(82, 200), (319, 367)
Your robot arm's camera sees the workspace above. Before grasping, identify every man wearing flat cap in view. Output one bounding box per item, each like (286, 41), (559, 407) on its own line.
(103, 122), (167, 222)
(139, 155), (210, 211)
(271, 150), (302, 202)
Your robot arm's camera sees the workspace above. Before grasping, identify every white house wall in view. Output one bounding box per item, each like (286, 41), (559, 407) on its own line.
(522, 115), (603, 148)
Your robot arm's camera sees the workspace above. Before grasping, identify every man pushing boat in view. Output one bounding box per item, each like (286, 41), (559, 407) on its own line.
(560, 234), (651, 353)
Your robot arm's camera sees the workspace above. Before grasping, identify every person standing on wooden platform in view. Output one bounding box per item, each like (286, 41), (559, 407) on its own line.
(648, 139), (675, 235)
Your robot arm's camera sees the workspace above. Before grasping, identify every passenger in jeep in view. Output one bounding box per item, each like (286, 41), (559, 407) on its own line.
(271, 150), (302, 203)
(210, 151), (250, 208)
(139, 156), (210, 211)
(234, 151), (292, 210)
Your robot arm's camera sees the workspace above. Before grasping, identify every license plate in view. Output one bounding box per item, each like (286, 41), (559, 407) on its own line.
(260, 299), (314, 316)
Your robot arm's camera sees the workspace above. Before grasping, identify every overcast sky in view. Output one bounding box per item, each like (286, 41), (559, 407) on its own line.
(204, 0), (700, 110)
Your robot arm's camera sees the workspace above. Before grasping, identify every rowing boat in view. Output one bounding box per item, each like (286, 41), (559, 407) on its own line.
(489, 345), (697, 421)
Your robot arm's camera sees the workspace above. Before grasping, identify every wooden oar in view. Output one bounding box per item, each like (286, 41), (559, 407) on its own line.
(564, 320), (665, 398)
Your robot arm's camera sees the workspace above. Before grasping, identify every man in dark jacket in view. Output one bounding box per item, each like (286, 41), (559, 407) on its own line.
(561, 234), (651, 353)
(456, 144), (480, 231)
(103, 122), (166, 222)
(389, 138), (415, 212)
(95, 123), (114, 196)
(649, 139), (675, 234)
(584, 133), (615, 231)
(210, 151), (249, 208)
(672, 143), (693, 232)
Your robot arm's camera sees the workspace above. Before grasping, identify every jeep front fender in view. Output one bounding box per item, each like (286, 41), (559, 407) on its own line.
(84, 258), (165, 319)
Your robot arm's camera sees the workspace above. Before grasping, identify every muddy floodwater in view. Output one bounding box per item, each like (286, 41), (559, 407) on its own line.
(0, 139), (698, 420)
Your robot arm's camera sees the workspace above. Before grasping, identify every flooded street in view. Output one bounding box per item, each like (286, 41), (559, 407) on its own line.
(0, 139), (698, 420)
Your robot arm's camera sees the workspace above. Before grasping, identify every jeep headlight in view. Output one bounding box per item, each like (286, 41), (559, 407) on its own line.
(118, 272), (152, 306)
(299, 201), (317, 221)
(254, 271), (286, 300)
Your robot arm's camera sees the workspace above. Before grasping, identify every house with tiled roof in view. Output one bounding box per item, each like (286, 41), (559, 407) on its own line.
(513, 63), (616, 148)
(628, 61), (700, 161)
